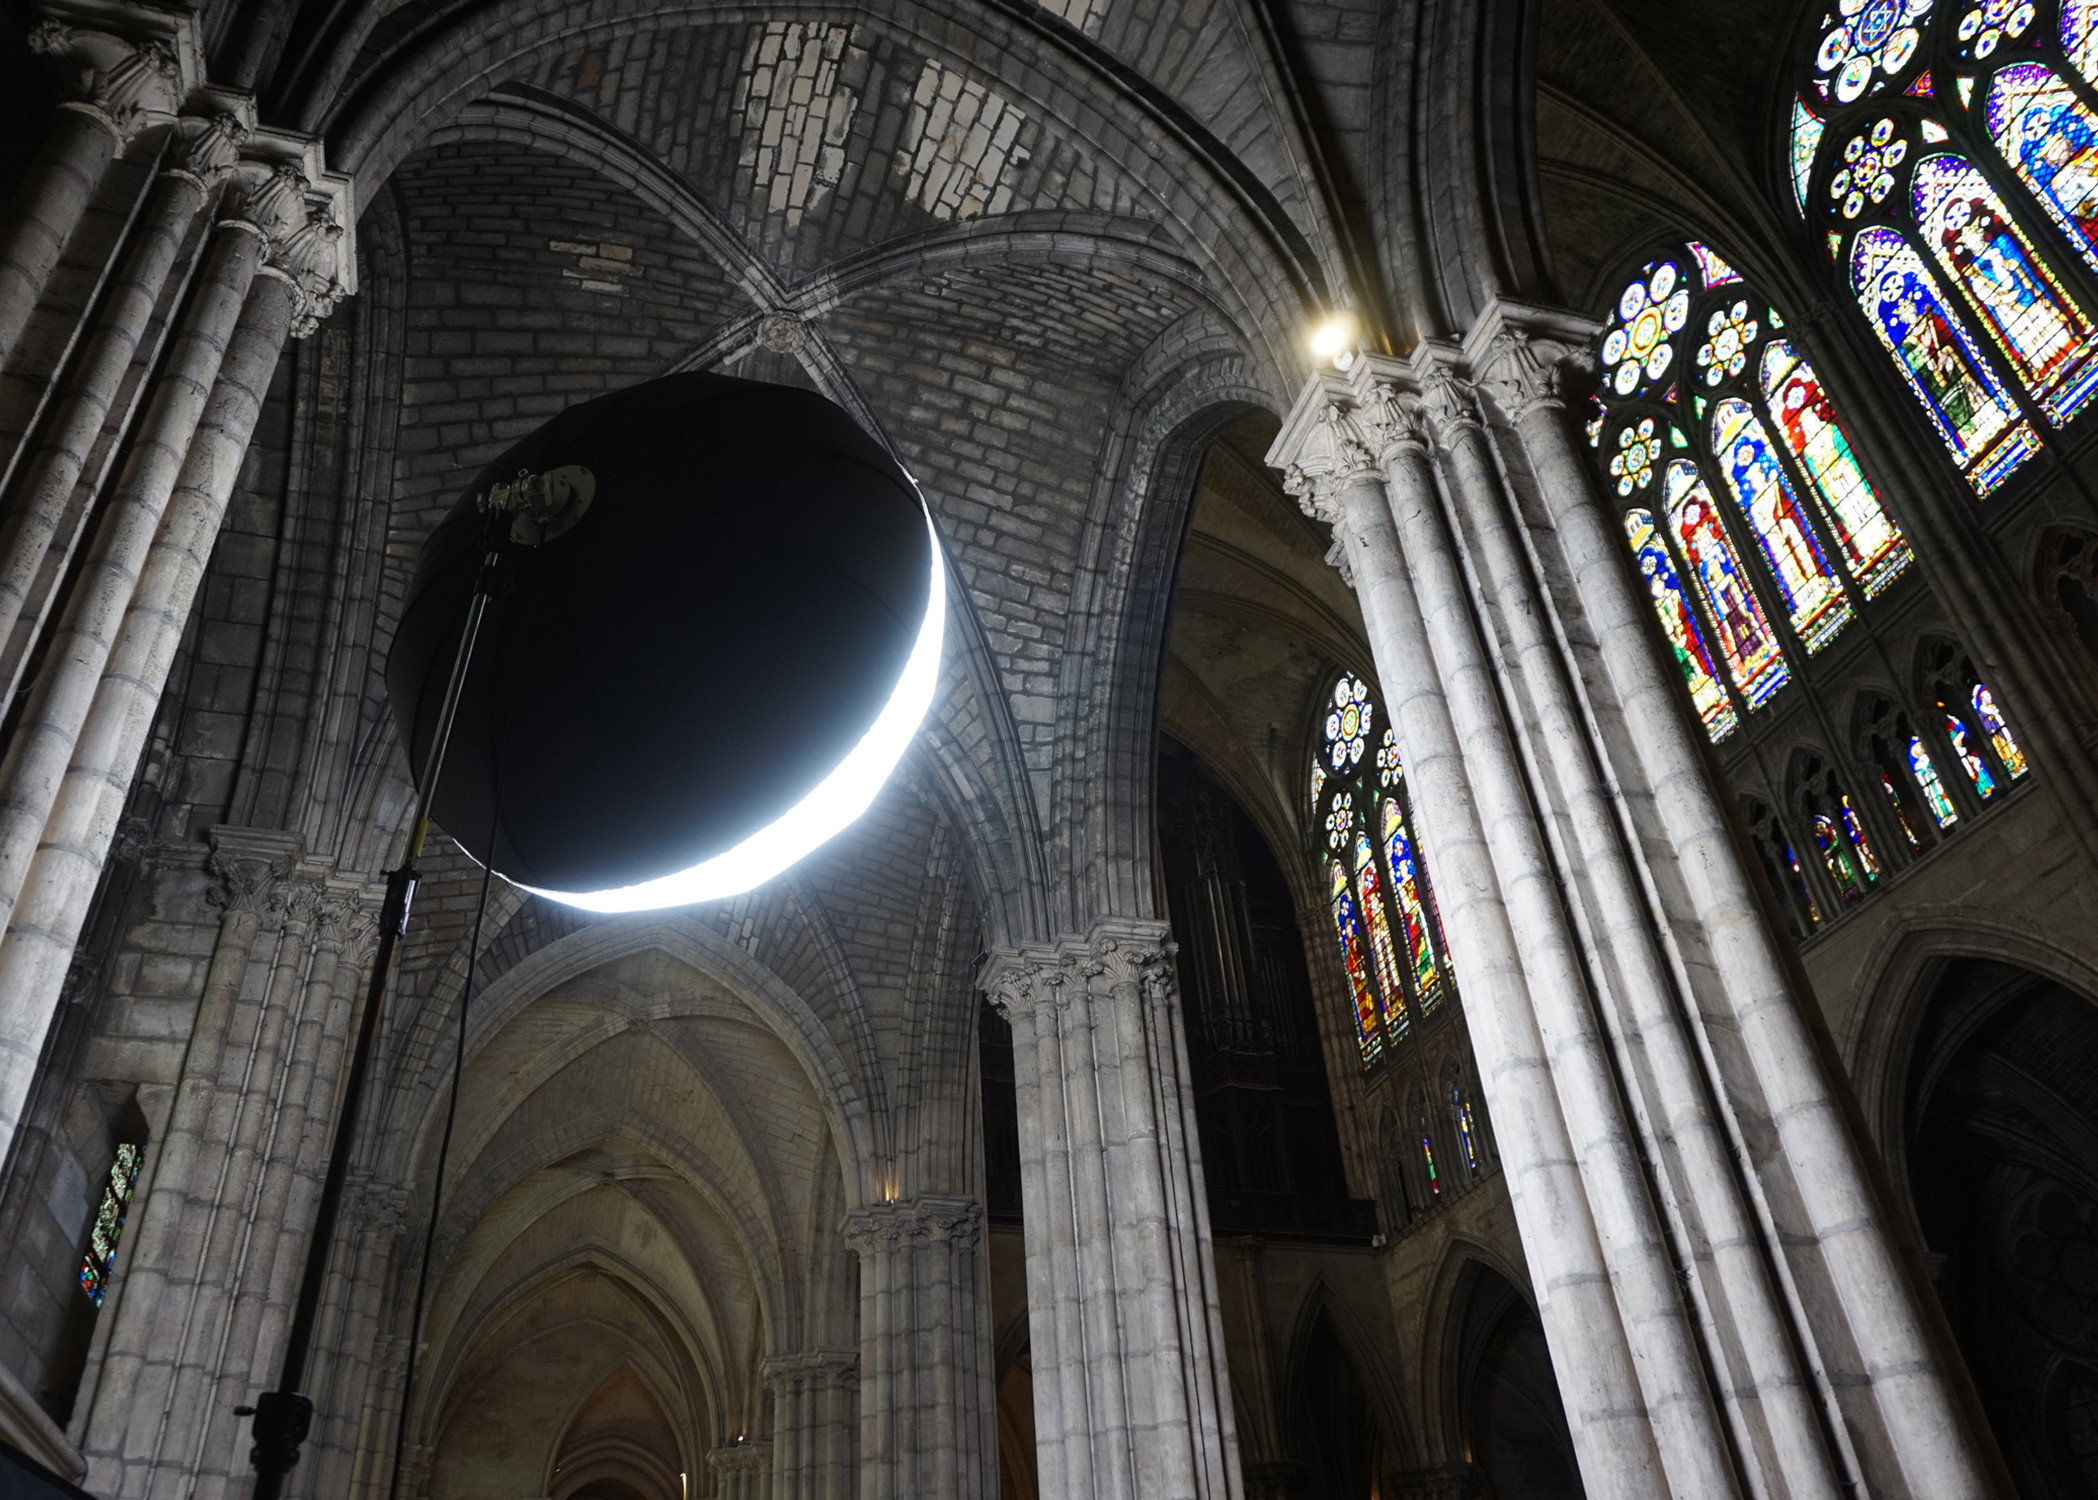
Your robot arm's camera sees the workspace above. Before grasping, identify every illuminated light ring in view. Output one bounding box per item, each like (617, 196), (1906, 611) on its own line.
(525, 510), (947, 913)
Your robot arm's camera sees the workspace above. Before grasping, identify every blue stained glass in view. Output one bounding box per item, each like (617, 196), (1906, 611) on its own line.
(1663, 459), (1790, 709)
(1625, 508), (1738, 740)
(1912, 153), (2098, 424)
(1850, 226), (2036, 491)
(1989, 64), (2098, 278)
(1711, 397), (1854, 650)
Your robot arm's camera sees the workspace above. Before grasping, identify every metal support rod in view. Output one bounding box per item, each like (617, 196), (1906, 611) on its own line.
(245, 515), (507, 1498)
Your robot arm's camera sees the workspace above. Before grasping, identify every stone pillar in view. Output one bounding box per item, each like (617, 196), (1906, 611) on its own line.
(763, 1352), (856, 1500)
(709, 1440), (772, 1500)
(980, 921), (1242, 1500)
(1271, 400), (1685, 1498)
(0, 21), (183, 372)
(77, 830), (294, 1493)
(0, 111), (247, 699)
(0, 165), (340, 1171)
(1464, 301), (1999, 1499)
(1412, 356), (1848, 1496)
(844, 1195), (993, 1500)
(1270, 329), (2006, 1499)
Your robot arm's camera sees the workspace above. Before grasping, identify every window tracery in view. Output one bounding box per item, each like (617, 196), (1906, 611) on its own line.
(1793, 0), (2098, 490)
(1311, 674), (1457, 1068)
(1588, 242), (1910, 739)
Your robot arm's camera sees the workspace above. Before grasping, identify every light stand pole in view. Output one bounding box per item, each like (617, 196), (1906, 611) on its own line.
(243, 474), (567, 1497)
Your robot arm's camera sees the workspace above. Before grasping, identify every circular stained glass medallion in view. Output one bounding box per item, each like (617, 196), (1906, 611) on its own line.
(1376, 728), (1403, 788)
(1600, 263), (1690, 396)
(1954, 0), (2034, 58)
(1815, 0), (1932, 103)
(1325, 791), (1355, 851)
(1325, 675), (1373, 769)
(1609, 417), (1663, 496)
(1696, 301), (1760, 385)
(1829, 117), (1907, 219)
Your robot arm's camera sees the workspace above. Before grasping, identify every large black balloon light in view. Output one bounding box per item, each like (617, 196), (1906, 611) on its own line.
(389, 370), (943, 908)
(246, 373), (941, 1498)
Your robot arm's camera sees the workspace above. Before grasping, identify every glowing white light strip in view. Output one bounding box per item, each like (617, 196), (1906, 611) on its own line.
(524, 510), (946, 912)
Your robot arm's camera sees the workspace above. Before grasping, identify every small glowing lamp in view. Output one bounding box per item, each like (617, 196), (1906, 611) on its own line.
(1308, 313), (1357, 369)
(388, 373), (943, 911)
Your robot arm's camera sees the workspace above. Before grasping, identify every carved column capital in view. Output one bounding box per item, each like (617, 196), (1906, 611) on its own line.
(707, 1440), (772, 1476)
(225, 161), (350, 336)
(164, 111), (247, 190)
(29, 20), (182, 143)
(846, 1193), (983, 1254)
(981, 945), (1070, 1023)
(1412, 363), (1488, 444)
(205, 844), (297, 918)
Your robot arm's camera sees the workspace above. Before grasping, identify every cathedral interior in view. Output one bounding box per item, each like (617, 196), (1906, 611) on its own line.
(0, 0), (2097, 1496)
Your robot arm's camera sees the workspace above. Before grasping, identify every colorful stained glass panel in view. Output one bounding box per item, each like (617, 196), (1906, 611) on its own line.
(1663, 460), (1790, 708)
(1711, 397), (1854, 650)
(1794, 96), (1827, 212)
(1956, 0), (2035, 57)
(1972, 682), (2028, 776)
(1946, 712), (1999, 796)
(2066, 0), (2098, 84)
(79, 1143), (142, 1308)
(1602, 262), (1690, 396)
(1356, 834), (1410, 1034)
(1816, 0), (1934, 102)
(1688, 240), (1743, 287)
(1325, 675), (1373, 769)
(1381, 797), (1444, 1011)
(1910, 736), (1961, 824)
(1849, 226), (2032, 490)
(1841, 794), (1884, 876)
(1988, 64), (2098, 279)
(1913, 154), (2098, 424)
(1625, 508), (1738, 740)
(1328, 860), (1382, 1062)
(1760, 341), (1912, 595)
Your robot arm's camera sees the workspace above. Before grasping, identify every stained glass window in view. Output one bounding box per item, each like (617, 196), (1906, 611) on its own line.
(2067, 0), (2098, 82)
(1910, 734), (1961, 823)
(1327, 859), (1381, 1063)
(1815, 0), (1935, 103)
(1760, 342), (1912, 595)
(1851, 227), (2040, 491)
(1796, 0), (2098, 493)
(1882, 768), (1929, 847)
(1665, 460), (1791, 707)
(1590, 241), (1920, 743)
(1602, 260), (1691, 396)
(1452, 1084), (1481, 1174)
(1814, 812), (1871, 903)
(1711, 397), (1855, 649)
(1987, 64), (2098, 273)
(1381, 796), (1445, 1013)
(1912, 154), (2098, 422)
(79, 1143), (143, 1308)
(1795, 97), (1829, 212)
(1314, 683), (1458, 1068)
(1973, 681), (2029, 775)
(1355, 833), (1410, 1037)
(1625, 508), (1738, 740)
(1945, 710), (2000, 795)
(1842, 793), (1885, 876)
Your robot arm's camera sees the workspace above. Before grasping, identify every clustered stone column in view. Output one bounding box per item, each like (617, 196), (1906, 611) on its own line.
(1266, 302), (1998, 1500)
(844, 1194), (995, 1500)
(762, 1350), (857, 1500)
(69, 828), (377, 1497)
(982, 921), (1243, 1500)
(0, 0), (354, 1197)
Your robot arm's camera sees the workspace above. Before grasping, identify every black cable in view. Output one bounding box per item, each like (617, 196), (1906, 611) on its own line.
(386, 833), (497, 1500)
